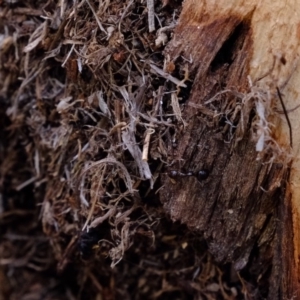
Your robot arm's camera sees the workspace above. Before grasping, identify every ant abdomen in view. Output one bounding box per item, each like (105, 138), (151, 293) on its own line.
(195, 169), (209, 181)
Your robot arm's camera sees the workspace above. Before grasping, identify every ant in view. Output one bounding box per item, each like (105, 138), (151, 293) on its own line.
(57, 228), (101, 272)
(77, 228), (101, 259)
(168, 169), (209, 181)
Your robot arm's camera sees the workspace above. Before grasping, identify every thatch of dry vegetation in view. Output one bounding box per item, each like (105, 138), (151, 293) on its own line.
(0, 0), (286, 299)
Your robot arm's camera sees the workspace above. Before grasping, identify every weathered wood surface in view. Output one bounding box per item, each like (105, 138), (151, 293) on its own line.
(160, 1), (300, 298)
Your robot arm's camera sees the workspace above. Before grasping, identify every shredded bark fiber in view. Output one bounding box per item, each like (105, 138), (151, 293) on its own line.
(0, 0), (291, 299)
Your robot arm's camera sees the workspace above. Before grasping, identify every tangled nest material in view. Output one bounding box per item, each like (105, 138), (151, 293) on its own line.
(0, 0), (289, 299)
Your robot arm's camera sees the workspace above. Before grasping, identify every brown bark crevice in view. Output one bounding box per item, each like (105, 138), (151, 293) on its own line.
(274, 186), (299, 299)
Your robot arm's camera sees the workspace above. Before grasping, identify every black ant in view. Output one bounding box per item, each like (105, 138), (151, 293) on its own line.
(77, 228), (101, 259)
(168, 169), (209, 181)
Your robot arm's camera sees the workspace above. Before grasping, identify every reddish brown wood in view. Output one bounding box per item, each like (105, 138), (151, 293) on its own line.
(160, 9), (297, 298)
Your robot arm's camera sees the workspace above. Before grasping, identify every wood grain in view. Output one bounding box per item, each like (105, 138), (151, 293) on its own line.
(160, 0), (300, 297)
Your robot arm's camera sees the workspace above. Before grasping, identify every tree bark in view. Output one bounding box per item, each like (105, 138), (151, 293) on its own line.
(160, 1), (300, 298)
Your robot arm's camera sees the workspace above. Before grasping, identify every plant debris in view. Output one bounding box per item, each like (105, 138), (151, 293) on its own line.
(0, 0), (273, 299)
